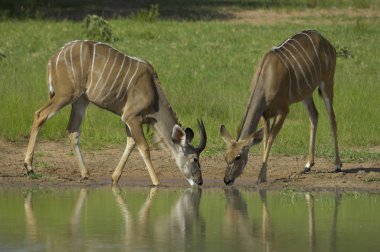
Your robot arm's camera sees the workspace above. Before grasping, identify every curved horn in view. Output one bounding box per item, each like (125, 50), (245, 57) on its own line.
(196, 119), (207, 153)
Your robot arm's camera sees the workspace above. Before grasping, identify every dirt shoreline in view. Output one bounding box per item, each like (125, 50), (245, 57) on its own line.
(1, 140), (379, 192)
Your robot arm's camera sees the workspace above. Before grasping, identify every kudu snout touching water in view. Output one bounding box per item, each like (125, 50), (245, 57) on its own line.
(24, 40), (207, 186)
(220, 30), (342, 185)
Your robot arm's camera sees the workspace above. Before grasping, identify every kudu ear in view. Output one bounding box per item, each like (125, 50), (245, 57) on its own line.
(185, 128), (194, 143)
(172, 124), (186, 147)
(220, 125), (233, 144)
(248, 128), (264, 146)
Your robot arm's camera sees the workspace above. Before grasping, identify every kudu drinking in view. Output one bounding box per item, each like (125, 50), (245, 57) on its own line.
(220, 30), (342, 185)
(24, 40), (207, 186)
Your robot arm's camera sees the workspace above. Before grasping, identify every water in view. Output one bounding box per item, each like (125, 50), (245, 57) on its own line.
(0, 187), (379, 252)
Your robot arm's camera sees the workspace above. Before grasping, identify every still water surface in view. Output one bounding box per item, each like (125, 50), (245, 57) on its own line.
(0, 187), (379, 252)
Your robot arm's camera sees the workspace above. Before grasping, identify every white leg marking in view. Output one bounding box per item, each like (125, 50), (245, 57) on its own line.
(91, 47), (112, 96)
(94, 52), (120, 101)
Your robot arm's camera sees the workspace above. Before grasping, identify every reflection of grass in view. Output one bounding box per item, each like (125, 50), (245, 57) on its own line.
(0, 12), (379, 162)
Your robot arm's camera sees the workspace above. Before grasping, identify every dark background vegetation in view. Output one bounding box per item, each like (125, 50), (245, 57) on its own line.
(1, 0), (375, 20)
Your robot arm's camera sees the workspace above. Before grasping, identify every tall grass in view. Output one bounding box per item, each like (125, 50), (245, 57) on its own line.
(0, 15), (379, 160)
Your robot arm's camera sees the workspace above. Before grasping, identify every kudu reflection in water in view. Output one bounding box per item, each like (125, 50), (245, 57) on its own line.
(113, 187), (205, 251)
(224, 188), (274, 251)
(223, 189), (341, 251)
(23, 189), (88, 251)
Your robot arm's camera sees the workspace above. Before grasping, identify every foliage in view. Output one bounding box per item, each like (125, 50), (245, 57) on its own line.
(83, 14), (114, 42)
(335, 45), (353, 58)
(133, 4), (160, 22)
(0, 13), (379, 161)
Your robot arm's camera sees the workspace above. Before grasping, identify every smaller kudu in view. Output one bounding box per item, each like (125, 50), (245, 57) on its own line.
(24, 40), (207, 186)
(220, 30), (342, 185)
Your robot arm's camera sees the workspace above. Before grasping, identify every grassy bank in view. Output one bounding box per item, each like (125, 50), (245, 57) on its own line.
(0, 12), (379, 161)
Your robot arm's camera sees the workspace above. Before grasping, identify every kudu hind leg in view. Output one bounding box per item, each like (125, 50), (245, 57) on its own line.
(320, 81), (342, 172)
(303, 97), (319, 172)
(24, 98), (69, 174)
(67, 96), (90, 179)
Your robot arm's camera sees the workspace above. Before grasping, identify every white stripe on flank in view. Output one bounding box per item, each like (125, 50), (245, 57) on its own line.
(48, 61), (54, 96)
(64, 46), (75, 85)
(126, 61), (140, 91)
(286, 42), (313, 90)
(276, 48), (302, 96)
(282, 46), (312, 91)
(102, 55), (127, 102)
(80, 41), (84, 86)
(299, 32), (322, 73)
(55, 48), (64, 75)
(290, 39), (319, 84)
(89, 42), (100, 90)
(116, 58), (134, 98)
(94, 52), (120, 101)
(69, 42), (76, 86)
(273, 50), (293, 99)
(91, 47), (112, 96)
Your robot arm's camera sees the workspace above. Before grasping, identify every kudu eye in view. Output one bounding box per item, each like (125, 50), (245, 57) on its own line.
(235, 155), (241, 161)
(193, 157), (199, 163)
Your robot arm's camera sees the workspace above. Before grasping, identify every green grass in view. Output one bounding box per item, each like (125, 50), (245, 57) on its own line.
(0, 12), (379, 161)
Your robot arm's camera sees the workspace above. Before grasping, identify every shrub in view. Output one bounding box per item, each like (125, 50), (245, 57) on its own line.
(83, 14), (113, 42)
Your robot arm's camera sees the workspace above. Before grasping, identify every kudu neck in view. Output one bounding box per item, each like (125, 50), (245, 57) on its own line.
(237, 94), (266, 141)
(153, 99), (181, 156)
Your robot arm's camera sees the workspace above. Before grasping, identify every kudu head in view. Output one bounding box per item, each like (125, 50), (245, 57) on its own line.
(220, 125), (263, 185)
(172, 120), (207, 186)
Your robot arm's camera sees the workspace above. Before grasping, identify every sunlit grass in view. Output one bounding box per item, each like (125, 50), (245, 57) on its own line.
(0, 14), (379, 161)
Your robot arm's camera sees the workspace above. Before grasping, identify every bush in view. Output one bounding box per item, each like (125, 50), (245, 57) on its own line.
(83, 14), (113, 42)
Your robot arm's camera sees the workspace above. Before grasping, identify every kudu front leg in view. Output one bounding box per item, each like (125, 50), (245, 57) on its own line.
(124, 118), (160, 186)
(257, 113), (287, 184)
(67, 97), (90, 179)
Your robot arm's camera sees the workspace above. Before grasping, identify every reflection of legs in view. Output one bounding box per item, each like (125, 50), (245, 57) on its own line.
(261, 117), (270, 155)
(24, 97), (70, 174)
(67, 96), (89, 178)
(257, 112), (287, 184)
(112, 127), (136, 184)
(320, 80), (342, 172)
(123, 117), (160, 186)
(303, 97), (319, 172)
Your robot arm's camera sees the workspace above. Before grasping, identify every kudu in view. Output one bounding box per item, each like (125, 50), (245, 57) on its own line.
(220, 30), (342, 185)
(24, 40), (207, 186)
